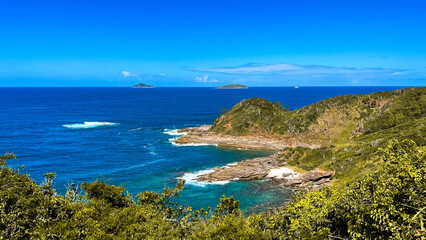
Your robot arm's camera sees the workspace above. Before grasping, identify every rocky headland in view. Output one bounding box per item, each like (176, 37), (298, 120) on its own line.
(175, 87), (425, 191)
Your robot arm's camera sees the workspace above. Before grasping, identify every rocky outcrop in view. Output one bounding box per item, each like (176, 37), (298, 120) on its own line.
(178, 126), (332, 190)
(175, 125), (320, 151)
(197, 155), (279, 182)
(280, 168), (334, 190)
(194, 152), (334, 190)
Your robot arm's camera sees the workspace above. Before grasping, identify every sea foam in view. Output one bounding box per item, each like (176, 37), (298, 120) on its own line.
(170, 141), (218, 147)
(63, 121), (119, 129)
(163, 129), (187, 136)
(165, 129), (217, 147)
(178, 162), (239, 186)
(178, 169), (230, 187)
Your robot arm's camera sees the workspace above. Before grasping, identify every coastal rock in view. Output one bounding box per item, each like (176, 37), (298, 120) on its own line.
(196, 155), (279, 182)
(282, 168), (334, 189)
(191, 151), (333, 190)
(175, 125), (320, 151)
(177, 126), (333, 190)
(299, 168), (333, 181)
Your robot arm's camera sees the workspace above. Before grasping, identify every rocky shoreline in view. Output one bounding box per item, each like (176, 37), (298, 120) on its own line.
(175, 126), (333, 190)
(194, 153), (334, 190)
(175, 125), (320, 151)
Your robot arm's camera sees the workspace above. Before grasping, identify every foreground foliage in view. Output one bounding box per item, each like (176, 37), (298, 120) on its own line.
(1, 139), (425, 239)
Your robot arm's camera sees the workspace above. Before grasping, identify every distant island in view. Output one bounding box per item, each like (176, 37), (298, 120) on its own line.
(132, 83), (154, 88)
(216, 84), (248, 89)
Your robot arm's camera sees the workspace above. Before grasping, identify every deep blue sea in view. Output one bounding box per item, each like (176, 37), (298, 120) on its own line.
(0, 87), (404, 213)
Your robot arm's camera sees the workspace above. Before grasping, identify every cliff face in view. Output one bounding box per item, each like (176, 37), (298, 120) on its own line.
(211, 87), (426, 183)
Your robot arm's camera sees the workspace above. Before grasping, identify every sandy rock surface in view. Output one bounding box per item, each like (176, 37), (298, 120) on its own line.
(175, 125), (320, 151)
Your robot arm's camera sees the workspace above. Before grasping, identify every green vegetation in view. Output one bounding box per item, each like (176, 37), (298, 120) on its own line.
(216, 84), (248, 89)
(1, 139), (425, 239)
(279, 147), (333, 171)
(213, 87), (425, 138)
(213, 98), (287, 135)
(213, 87), (426, 183)
(2, 87), (425, 238)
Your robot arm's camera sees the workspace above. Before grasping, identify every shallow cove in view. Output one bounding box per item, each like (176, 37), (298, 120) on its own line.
(0, 87), (403, 212)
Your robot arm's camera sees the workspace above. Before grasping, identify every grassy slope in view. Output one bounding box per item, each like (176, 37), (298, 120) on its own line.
(212, 87), (426, 183)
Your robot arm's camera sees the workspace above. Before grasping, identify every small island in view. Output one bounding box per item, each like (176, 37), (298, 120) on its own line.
(132, 83), (155, 88)
(216, 84), (248, 89)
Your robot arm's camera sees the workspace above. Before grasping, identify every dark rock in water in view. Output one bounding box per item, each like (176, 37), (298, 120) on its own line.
(133, 83), (155, 88)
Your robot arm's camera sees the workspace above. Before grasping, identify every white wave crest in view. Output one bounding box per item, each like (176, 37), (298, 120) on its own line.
(171, 141), (218, 147)
(63, 121), (119, 129)
(178, 169), (230, 187)
(178, 162), (241, 186)
(129, 127), (143, 132)
(164, 129), (187, 136)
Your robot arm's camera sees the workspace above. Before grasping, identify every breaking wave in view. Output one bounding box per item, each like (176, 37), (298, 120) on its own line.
(163, 129), (187, 136)
(178, 169), (230, 187)
(63, 122), (119, 129)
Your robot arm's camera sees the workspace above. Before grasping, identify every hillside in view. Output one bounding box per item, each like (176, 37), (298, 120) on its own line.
(213, 87), (426, 182)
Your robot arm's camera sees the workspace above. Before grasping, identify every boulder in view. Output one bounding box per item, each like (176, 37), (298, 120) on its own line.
(300, 168), (333, 181)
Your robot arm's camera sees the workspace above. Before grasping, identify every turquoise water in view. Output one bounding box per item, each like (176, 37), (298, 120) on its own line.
(0, 87), (403, 213)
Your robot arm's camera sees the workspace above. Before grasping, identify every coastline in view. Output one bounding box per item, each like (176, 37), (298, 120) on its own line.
(175, 126), (333, 190)
(175, 125), (320, 151)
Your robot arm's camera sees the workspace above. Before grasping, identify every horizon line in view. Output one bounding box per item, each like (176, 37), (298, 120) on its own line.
(0, 85), (419, 88)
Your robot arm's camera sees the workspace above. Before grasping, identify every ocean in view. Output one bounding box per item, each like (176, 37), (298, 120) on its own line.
(0, 86), (403, 213)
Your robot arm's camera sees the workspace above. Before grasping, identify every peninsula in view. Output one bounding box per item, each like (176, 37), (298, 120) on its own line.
(176, 87), (426, 189)
(132, 83), (155, 88)
(216, 84), (248, 89)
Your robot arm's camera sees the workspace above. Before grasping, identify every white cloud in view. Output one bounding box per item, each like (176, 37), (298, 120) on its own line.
(195, 75), (219, 83)
(121, 71), (140, 78)
(187, 63), (404, 76)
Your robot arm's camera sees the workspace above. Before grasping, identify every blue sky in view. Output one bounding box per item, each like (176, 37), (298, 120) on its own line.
(0, 0), (425, 86)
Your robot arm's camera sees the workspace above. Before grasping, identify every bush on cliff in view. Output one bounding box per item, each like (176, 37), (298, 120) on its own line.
(212, 87), (426, 186)
(212, 97), (287, 135)
(1, 139), (425, 239)
(212, 87), (425, 139)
